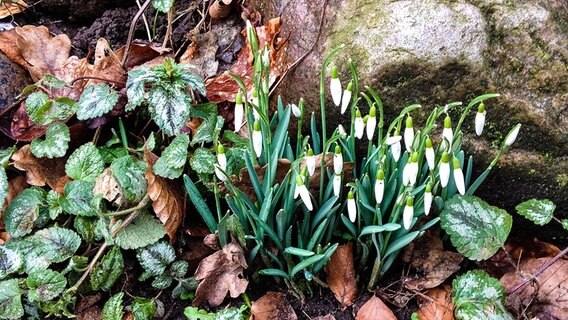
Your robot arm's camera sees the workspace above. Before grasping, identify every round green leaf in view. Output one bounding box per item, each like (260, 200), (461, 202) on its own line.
(4, 187), (46, 238)
(152, 0), (174, 13)
(114, 212), (165, 250)
(76, 83), (118, 120)
(110, 155), (147, 203)
(440, 195), (512, 261)
(65, 142), (104, 182)
(0, 279), (23, 319)
(152, 134), (189, 179)
(90, 246), (124, 291)
(515, 199), (555, 226)
(148, 85), (191, 136)
(189, 148), (215, 175)
(32, 226), (81, 263)
(62, 180), (98, 216)
(26, 269), (67, 302)
(30, 122), (70, 158)
(136, 242), (175, 277)
(0, 247), (21, 280)
(131, 297), (156, 320)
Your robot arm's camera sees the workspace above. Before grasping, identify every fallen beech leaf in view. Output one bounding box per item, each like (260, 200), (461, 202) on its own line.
(416, 285), (455, 320)
(326, 243), (357, 307)
(11, 145), (67, 189)
(0, 29), (26, 65)
(251, 291), (297, 320)
(356, 295), (396, 320)
(144, 149), (184, 241)
(11, 104), (47, 141)
(403, 231), (463, 290)
(1, 175), (28, 217)
(0, 1), (28, 19)
(193, 241), (248, 307)
(501, 257), (568, 319)
(94, 168), (125, 206)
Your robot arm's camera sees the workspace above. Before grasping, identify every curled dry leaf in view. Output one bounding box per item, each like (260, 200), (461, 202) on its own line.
(325, 242), (357, 308)
(193, 241), (248, 307)
(356, 295), (397, 320)
(251, 291), (297, 320)
(94, 168), (125, 207)
(0, 1), (28, 20)
(416, 285), (455, 320)
(11, 145), (67, 191)
(501, 257), (568, 319)
(403, 231), (463, 291)
(144, 149), (184, 241)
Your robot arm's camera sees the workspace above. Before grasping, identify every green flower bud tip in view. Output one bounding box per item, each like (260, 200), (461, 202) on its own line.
(477, 102), (485, 113)
(441, 152), (450, 163)
(296, 175), (304, 186)
(425, 183), (432, 192)
(253, 120), (261, 131)
(411, 152), (419, 162)
(307, 148), (314, 156)
(335, 145), (342, 154)
(346, 81), (353, 91)
(406, 196), (414, 206)
(425, 137), (433, 148)
(376, 169), (384, 180)
(347, 191), (355, 199)
(355, 108), (362, 118)
(300, 166), (308, 176)
(444, 115), (452, 128)
(331, 65), (339, 79)
(406, 115), (413, 128)
(363, 115), (369, 123)
(394, 129), (400, 136)
(235, 92), (243, 104)
(369, 106), (376, 117)
(252, 89), (258, 98)
(217, 144), (225, 154)
(452, 157), (461, 168)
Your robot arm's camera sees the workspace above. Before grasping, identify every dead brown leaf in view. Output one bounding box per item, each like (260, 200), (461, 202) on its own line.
(416, 285), (455, 320)
(312, 316), (336, 320)
(1, 175), (28, 217)
(193, 241), (248, 307)
(403, 231), (463, 291)
(94, 168), (125, 207)
(0, 1), (28, 19)
(75, 294), (102, 320)
(326, 243), (357, 308)
(356, 295), (397, 320)
(11, 145), (67, 190)
(251, 291), (297, 320)
(501, 257), (568, 319)
(144, 149), (184, 241)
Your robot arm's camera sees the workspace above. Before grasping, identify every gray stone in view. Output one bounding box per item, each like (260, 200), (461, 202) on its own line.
(249, 0), (568, 223)
(0, 52), (31, 139)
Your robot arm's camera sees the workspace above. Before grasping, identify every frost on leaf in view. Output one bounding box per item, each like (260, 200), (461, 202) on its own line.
(193, 242), (248, 307)
(440, 195), (511, 261)
(30, 122), (70, 158)
(452, 270), (513, 320)
(76, 83), (118, 120)
(153, 0), (174, 13)
(4, 187), (46, 238)
(33, 226), (81, 263)
(114, 211), (165, 250)
(65, 142), (105, 182)
(515, 199), (555, 226)
(152, 134), (189, 179)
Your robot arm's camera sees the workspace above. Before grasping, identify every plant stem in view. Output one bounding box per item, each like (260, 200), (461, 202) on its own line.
(104, 194), (150, 217)
(122, 0), (152, 67)
(508, 245), (568, 294)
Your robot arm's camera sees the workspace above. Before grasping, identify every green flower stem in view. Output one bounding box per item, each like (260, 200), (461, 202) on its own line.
(104, 194), (150, 217)
(118, 118), (129, 149)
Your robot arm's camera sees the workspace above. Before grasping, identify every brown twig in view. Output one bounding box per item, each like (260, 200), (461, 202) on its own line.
(508, 245), (568, 294)
(70, 76), (125, 86)
(121, 0), (153, 68)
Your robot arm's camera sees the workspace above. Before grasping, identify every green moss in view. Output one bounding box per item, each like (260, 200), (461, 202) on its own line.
(557, 174), (568, 188)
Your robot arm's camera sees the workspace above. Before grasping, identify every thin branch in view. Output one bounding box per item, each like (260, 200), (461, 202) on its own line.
(508, 245), (568, 294)
(121, 0), (153, 68)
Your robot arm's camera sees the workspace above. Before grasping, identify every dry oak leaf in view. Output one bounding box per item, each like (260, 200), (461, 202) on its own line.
(193, 241), (248, 307)
(0, 1), (28, 20)
(356, 295), (397, 320)
(501, 257), (568, 319)
(416, 285), (455, 320)
(144, 149), (184, 242)
(251, 291), (297, 320)
(11, 145), (67, 190)
(325, 242), (357, 308)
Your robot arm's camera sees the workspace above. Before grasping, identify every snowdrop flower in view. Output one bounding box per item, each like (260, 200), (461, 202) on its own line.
(424, 183), (433, 216)
(215, 144), (227, 181)
(337, 124), (347, 139)
(295, 175), (313, 211)
(354, 108), (365, 139)
(404, 115), (414, 152)
(333, 145), (343, 175)
(366, 106), (377, 140)
(403, 196), (414, 230)
(262, 46), (270, 69)
(330, 65), (342, 107)
(251, 89), (260, 120)
(402, 152), (419, 186)
(305, 148), (316, 176)
(504, 124), (521, 147)
(374, 169), (385, 204)
(442, 115), (453, 151)
(291, 103), (301, 118)
(333, 173), (342, 196)
(439, 152), (451, 188)
(234, 92), (244, 132)
(425, 137), (435, 170)
(453, 157), (466, 195)
(252, 120), (262, 158)
(347, 190), (357, 223)
(386, 131), (402, 162)
(341, 81), (353, 114)
(475, 102), (486, 136)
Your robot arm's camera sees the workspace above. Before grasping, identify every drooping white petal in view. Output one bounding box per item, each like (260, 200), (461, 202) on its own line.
(306, 155), (316, 176)
(442, 127), (453, 150)
(297, 184), (313, 211)
(330, 78), (342, 107)
(454, 168), (466, 195)
(374, 179), (384, 204)
(391, 141), (401, 162)
(402, 162), (412, 186)
(366, 116), (377, 140)
(234, 103), (244, 132)
(333, 153), (343, 175)
(253, 130), (262, 157)
(505, 124), (521, 147)
(217, 153), (227, 171)
(475, 111), (486, 136)
(354, 116), (365, 139)
(214, 164), (227, 181)
(385, 135), (402, 145)
(333, 174), (341, 196)
(291, 104), (301, 118)
(424, 191), (432, 216)
(403, 203), (414, 230)
(347, 197), (357, 223)
(337, 125), (347, 138)
(439, 161), (450, 188)
(340, 89), (351, 114)
(404, 127), (414, 152)
(425, 147), (435, 170)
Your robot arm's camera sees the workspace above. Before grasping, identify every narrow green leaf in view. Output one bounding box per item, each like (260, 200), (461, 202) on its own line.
(90, 247), (124, 291)
(384, 231), (419, 258)
(183, 175), (217, 232)
(359, 224), (401, 237)
(4, 187), (46, 238)
(515, 199), (556, 226)
(76, 83), (118, 120)
(258, 269), (289, 279)
(65, 142), (104, 182)
(184, 306), (216, 320)
(26, 269), (66, 302)
(284, 247), (315, 257)
(290, 254), (325, 278)
(0, 279), (23, 319)
(114, 211), (165, 250)
(153, 134), (189, 179)
(440, 195), (512, 261)
(102, 292), (124, 320)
